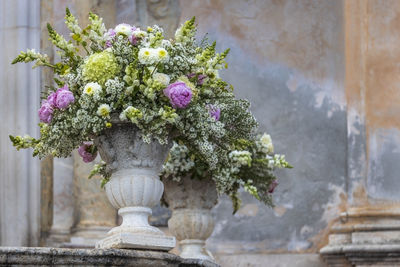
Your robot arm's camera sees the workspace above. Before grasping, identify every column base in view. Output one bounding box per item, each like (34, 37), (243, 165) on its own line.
(96, 232), (176, 251)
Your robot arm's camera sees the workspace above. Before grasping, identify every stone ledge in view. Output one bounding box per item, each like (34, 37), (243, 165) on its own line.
(0, 247), (220, 267)
(320, 244), (400, 266)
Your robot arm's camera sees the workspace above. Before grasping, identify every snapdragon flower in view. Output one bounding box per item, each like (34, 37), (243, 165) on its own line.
(257, 133), (274, 154)
(229, 150), (252, 167)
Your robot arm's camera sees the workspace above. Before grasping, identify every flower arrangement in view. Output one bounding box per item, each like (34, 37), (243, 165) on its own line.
(9, 9), (291, 209)
(162, 130), (292, 212)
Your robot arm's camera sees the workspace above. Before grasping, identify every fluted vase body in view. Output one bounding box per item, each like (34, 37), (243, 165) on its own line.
(94, 122), (175, 251)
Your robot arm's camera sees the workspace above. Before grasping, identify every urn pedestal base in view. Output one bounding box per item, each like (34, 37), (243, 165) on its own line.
(180, 239), (214, 261)
(96, 232), (176, 251)
(95, 205), (175, 251)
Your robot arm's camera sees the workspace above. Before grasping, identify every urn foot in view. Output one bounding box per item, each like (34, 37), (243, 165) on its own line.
(180, 239), (215, 261)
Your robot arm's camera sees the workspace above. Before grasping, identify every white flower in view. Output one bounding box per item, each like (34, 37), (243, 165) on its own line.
(97, 104), (111, 117)
(138, 48), (157, 65)
(83, 82), (102, 96)
(155, 47), (169, 63)
(161, 40), (172, 48)
(119, 111), (127, 121)
(153, 73), (170, 86)
(229, 150), (252, 167)
(114, 23), (134, 36)
(259, 133), (274, 154)
(133, 28), (147, 38)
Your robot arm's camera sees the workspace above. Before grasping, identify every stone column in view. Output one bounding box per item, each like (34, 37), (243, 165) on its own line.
(69, 152), (117, 247)
(0, 0), (41, 246)
(320, 0), (400, 265)
(46, 158), (74, 246)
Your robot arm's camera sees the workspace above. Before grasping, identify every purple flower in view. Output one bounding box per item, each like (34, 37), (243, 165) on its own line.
(186, 73), (207, 85)
(104, 29), (116, 48)
(105, 28), (116, 38)
(38, 100), (54, 123)
(268, 180), (278, 194)
(129, 34), (137, 45)
(207, 105), (221, 121)
(78, 142), (98, 163)
(55, 85), (74, 109)
(197, 74), (207, 85)
(186, 73), (196, 79)
(105, 40), (112, 48)
(163, 81), (192, 109)
(47, 92), (57, 107)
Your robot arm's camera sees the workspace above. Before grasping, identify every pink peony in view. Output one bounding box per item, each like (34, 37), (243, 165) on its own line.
(47, 92), (57, 106)
(163, 81), (192, 109)
(55, 85), (74, 109)
(38, 100), (54, 123)
(78, 142), (98, 163)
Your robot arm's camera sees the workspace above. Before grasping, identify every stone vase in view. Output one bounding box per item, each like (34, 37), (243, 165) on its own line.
(163, 175), (218, 261)
(94, 122), (175, 251)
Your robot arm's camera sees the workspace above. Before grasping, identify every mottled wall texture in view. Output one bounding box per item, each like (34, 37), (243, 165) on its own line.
(2, 0), (400, 266)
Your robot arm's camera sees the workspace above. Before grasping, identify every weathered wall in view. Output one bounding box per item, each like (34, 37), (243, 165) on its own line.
(345, 0), (400, 205)
(364, 0), (400, 201)
(177, 0), (346, 260)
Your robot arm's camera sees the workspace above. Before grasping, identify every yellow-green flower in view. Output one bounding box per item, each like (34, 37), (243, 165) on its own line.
(82, 51), (120, 85)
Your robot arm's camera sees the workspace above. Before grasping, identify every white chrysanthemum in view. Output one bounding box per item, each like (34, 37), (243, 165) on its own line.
(138, 48), (157, 65)
(97, 104), (111, 117)
(155, 47), (169, 63)
(83, 82), (102, 96)
(114, 23), (134, 36)
(153, 73), (170, 86)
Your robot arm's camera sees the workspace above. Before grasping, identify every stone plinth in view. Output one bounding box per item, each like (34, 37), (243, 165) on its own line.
(0, 247), (220, 267)
(320, 205), (400, 266)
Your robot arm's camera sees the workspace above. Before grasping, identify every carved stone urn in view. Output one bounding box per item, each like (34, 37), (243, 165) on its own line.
(94, 122), (175, 251)
(163, 175), (218, 261)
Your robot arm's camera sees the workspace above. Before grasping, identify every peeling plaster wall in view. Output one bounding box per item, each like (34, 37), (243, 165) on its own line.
(178, 0), (346, 257)
(364, 0), (400, 202)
